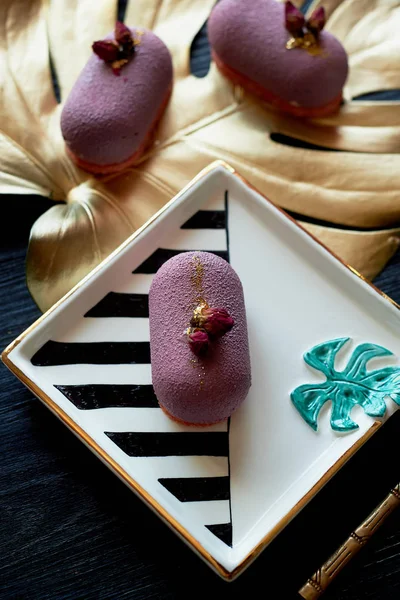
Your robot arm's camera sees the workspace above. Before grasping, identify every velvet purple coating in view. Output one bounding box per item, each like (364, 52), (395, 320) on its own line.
(149, 252), (251, 425)
(208, 0), (348, 108)
(61, 28), (173, 166)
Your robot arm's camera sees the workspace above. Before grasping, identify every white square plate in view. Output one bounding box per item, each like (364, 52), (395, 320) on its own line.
(3, 161), (400, 580)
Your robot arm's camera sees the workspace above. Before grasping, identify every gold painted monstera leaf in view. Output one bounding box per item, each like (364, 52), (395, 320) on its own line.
(1, 0), (400, 312)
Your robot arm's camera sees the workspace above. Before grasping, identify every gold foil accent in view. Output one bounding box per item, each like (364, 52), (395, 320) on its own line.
(188, 254), (207, 332)
(111, 57), (129, 70)
(133, 29), (144, 46)
(286, 32), (326, 56)
(198, 362), (206, 389)
(191, 300), (208, 327)
(186, 255), (205, 333)
(191, 253), (205, 301)
(188, 254), (208, 388)
(187, 353), (205, 391)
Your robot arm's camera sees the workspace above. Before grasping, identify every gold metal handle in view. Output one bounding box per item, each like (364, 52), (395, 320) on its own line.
(299, 483), (400, 599)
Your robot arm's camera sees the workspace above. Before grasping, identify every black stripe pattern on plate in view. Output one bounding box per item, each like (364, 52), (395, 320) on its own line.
(158, 476), (230, 502)
(31, 193), (234, 548)
(85, 292), (149, 318)
(180, 210), (226, 229)
(105, 432), (229, 457)
(54, 384), (158, 410)
(205, 523), (233, 547)
(31, 341), (151, 366)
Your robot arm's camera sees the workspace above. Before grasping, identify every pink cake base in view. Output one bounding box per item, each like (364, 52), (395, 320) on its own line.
(212, 50), (342, 118)
(159, 402), (227, 427)
(67, 83), (172, 175)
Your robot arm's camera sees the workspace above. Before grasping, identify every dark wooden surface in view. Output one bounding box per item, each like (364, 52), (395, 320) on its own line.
(1, 2), (400, 598)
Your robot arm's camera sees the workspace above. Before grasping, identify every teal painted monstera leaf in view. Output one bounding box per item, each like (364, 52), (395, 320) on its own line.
(291, 338), (400, 432)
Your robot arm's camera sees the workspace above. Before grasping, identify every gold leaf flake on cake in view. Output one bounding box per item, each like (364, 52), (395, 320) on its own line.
(286, 32), (328, 56)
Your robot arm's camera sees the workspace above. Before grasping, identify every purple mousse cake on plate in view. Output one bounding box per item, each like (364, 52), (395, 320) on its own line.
(208, 0), (348, 117)
(149, 251), (252, 425)
(61, 22), (173, 175)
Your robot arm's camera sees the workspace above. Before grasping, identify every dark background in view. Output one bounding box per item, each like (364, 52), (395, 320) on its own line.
(1, 1), (400, 598)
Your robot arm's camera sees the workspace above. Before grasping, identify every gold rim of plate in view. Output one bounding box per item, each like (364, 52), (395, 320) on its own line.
(2, 160), (399, 580)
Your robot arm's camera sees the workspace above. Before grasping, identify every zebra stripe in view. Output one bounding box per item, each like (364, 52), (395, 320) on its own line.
(54, 384), (158, 410)
(31, 193), (233, 547)
(205, 523), (232, 547)
(181, 210), (226, 230)
(31, 341), (151, 366)
(85, 292), (149, 318)
(105, 432), (229, 457)
(158, 476), (230, 502)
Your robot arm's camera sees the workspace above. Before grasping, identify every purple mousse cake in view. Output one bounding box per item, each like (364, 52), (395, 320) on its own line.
(208, 0), (348, 117)
(61, 22), (173, 174)
(149, 252), (251, 425)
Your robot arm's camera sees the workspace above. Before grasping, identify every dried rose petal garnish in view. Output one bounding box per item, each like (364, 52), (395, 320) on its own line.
(187, 302), (234, 356)
(92, 21), (135, 75)
(284, 1), (326, 52)
(115, 21), (133, 47)
(306, 7), (326, 36)
(285, 1), (305, 36)
(92, 40), (119, 63)
(198, 307), (234, 338)
(191, 303), (235, 338)
(188, 330), (209, 356)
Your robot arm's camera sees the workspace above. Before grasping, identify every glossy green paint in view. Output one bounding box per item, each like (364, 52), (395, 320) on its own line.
(291, 338), (400, 432)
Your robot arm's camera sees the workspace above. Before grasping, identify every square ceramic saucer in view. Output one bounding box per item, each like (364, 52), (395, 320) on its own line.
(3, 161), (400, 580)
